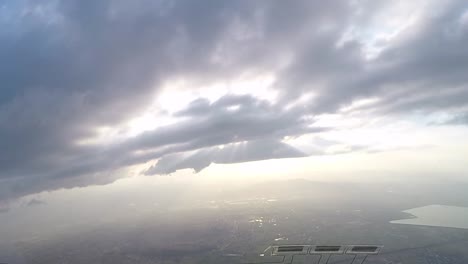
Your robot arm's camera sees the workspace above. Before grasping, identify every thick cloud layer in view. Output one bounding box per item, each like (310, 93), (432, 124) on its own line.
(1, 0), (468, 200)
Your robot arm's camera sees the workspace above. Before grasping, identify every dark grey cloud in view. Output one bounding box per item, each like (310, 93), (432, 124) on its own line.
(121, 94), (321, 152)
(25, 198), (45, 207)
(318, 1), (468, 114)
(276, 0), (468, 115)
(0, 0), (265, 198)
(0, 200), (8, 213)
(0, 93), (326, 200)
(1, 0), (467, 200)
(145, 139), (306, 175)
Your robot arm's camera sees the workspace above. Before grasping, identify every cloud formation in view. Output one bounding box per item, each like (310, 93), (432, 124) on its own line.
(145, 139), (307, 175)
(1, 0), (468, 200)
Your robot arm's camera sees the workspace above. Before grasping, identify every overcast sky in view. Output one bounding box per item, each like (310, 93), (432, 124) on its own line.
(1, 0), (468, 202)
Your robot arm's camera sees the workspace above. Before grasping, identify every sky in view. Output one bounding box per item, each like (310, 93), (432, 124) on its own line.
(1, 0), (468, 204)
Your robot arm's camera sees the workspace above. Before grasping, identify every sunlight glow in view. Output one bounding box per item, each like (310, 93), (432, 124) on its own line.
(339, 97), (380, 112)
(126, 73), (277, 136)
(283, 92), (316, 110)
(157, 72), (277, 114)
(75, 73), (278, 145)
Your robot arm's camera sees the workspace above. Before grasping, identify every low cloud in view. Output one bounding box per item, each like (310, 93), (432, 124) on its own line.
(145, 139), (306, 175)
(26, 198), (46, 207)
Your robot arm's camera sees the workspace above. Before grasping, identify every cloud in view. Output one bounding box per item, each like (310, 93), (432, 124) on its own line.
(0, 93), (326, 200)
(439, 112), (468, 125)
(25, 198), (45, 207)
(332, 0), (468, 115)
(0, 205), (8, 214)
(276, 0), (468, 115)
(1, 0), (468, 200)
(144, 139), (306, 175)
